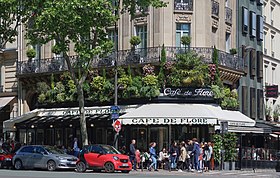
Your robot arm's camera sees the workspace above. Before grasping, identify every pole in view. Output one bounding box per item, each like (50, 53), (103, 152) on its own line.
(113, 0), (119, 149)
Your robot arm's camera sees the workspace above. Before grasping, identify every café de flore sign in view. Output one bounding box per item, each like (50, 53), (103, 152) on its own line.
(159, 87), (215, 102)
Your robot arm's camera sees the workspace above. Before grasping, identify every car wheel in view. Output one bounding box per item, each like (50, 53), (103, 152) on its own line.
(121, 170), (130, 173)
(14, 159), (23, 170)
(76, 161), (86, 172)
(104, 162), (115, 173)
(47, 160), (56, 171)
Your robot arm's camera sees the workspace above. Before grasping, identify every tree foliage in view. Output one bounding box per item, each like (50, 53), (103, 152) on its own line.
(24, 0), (166, 146)
(0, 0), (30, 48)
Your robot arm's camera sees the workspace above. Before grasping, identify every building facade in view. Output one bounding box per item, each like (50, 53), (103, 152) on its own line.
(237, 0), (264, 120)
(263, 0), (280, 121)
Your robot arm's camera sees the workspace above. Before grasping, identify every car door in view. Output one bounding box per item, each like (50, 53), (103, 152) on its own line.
(84, 145), (104, 167)
(32, 146), (46, 168)
(17, 146), (34, 168)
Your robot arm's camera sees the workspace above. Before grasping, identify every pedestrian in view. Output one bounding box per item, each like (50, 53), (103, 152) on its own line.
(187, 140), (194, 171)
(135, 149), (141, 169)
(208, 142), (214, 170)
(170, 141), (178, 170)
(191, 138), (201, 172)
(129, 139), (137, 171)
(203, 142), (211, 172)
(148, 142), (158, 171)
(158, 148), (169, 169)
(73, 138), (80, 157)
(178, 141), (187, 172)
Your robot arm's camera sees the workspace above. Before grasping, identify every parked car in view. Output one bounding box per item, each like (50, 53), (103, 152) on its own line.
(12, 145), (78, 171)
(76, 144), (132, 173)
(0, 148), (13, 168)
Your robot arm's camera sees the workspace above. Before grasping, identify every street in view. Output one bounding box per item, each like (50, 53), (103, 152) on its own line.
(0, 169), (279, 178)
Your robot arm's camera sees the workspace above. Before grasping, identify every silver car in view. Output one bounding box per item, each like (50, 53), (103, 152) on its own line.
(12, 145), (78, 171)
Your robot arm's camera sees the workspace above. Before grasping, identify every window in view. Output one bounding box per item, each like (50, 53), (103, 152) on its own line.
(257, 15), (263, 41)
(135, 25), (147, 49)
(90, 145), (103, 154)
(250, 11), (256, 38)
(174, 0), (193, 11)
(257, 89), (264, 120)
(250, 87), (256, 119)
(242, 86), (248, 115)
(257, 0), (263, 5)
(33, 44), (41, 60)
(108, 29), (118, 50)
(225, 0), (229, 7)
(225, 33), (231, 53)
(20, 146), (34, 153)
(242, 7), (249, 34)
(176, 23), (190, 47)
(271, 35), (275, 54)
(250, 49), (256, 77)
(271, 7), (274, 26)
(264, 65), (268, 83)
(257, 51), (263, 79)
(272, 67), (276, 84)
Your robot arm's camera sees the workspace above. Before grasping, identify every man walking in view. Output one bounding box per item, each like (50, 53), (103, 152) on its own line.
(191, 138), (201, 172)
(129, 139), (137, 171)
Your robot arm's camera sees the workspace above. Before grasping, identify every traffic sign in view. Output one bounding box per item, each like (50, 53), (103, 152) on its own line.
(113, 119), (121, 133)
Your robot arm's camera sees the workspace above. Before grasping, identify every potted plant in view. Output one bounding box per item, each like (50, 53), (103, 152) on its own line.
(26, 48), (36, 59)
(229, 48), (237, 55)
(273, 105), (280, 122)
(181, 35), (191, 52)
(223, 132), (238, 170)
(265, 105), (272, 121)
(130, 36), (141, 51)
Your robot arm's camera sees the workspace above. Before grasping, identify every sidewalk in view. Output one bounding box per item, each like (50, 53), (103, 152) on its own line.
(131, 168), (276, 175)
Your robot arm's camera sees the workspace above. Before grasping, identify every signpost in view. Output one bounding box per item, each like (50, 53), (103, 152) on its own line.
(111, 105), (120, 149)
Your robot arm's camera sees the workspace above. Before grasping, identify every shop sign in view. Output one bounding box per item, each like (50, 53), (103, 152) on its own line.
(120, 117), (217, 125)
(162, 87), (214, 99)
(266, 85), (278, 98)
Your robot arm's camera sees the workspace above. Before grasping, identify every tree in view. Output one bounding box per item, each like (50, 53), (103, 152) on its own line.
(0, 0), (30, 49)
(25, 0), (166, 146)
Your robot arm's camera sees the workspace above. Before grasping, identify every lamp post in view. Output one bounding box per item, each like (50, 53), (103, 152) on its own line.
(113, 0), (119, 149)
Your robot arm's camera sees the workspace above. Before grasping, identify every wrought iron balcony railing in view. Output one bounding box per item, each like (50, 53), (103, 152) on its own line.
(211, 0), (219, 17)
(17, 47), (244, 75)
(225, 7), (232, 24)
(174, 0), (193, 11)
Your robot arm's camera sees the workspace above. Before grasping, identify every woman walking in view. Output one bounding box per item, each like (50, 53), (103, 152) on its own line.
(148, 142), (158, 171)
(170, 141), (178, 170)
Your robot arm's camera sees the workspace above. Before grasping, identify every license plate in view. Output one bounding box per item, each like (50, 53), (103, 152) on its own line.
(122, 163), (128, 166)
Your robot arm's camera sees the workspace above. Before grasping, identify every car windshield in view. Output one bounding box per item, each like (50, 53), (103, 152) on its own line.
(44, 146), (64, 154)
(101, 145), (121, 154)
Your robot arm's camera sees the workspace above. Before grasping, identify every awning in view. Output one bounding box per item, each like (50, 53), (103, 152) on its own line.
(119, 103), (222, 125)
(218, 110), (256, 127)
(0, 96), (15, 110)
(3, 105), (138, 132)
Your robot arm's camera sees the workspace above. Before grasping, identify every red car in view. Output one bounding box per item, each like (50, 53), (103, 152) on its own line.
(76, 144), (132, 173)
(0, 149), (13, 169)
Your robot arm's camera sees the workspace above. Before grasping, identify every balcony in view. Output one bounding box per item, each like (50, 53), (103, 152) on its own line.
(17, 47), (244, 75)
(211, 0), (219, 18)
(174, 0), (193, 11)
(225, 7), (232, 25)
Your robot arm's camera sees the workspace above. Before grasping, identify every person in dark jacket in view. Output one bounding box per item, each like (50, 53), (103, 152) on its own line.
(148, 142), (158, 171)
(191, 138), (201, 172)
(170, 141), (178, 170)
(129, 139), (137, 170)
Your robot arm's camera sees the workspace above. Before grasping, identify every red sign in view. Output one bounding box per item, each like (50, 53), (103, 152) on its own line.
(113, 119), (121, 133)
(266, 85), (279, 98)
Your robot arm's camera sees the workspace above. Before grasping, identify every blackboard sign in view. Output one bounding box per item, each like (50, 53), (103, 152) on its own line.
(266, 85), (278, 98)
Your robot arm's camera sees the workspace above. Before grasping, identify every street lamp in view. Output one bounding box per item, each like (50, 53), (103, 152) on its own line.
(113, 0), (119, 149)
